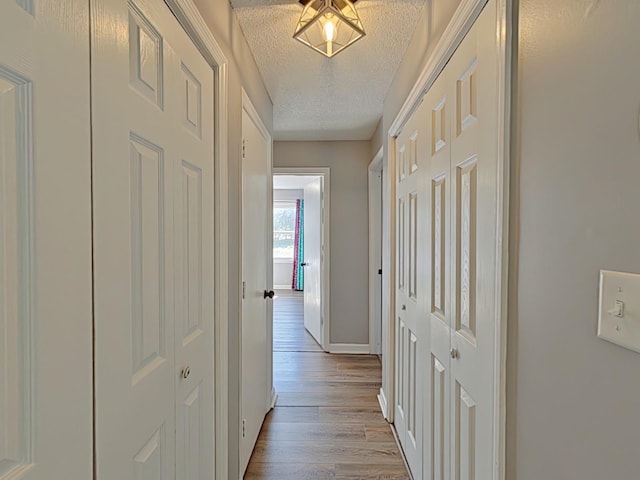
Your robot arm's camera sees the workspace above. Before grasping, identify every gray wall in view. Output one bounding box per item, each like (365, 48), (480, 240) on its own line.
(510, 0), (640, 478)
(273, 189), (303, 288)
(274, 141), (371, 345)
(190, 2), (272, 478)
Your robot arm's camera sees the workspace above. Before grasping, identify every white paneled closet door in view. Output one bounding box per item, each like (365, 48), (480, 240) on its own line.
(0, 2), (93, 479)
(92, 0), (215, 478)
(394, 100), (429, 477)
(424, 1), (500, 479)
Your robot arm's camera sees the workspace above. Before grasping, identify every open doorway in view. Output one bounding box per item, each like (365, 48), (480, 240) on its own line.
(272, 170), (330, 357)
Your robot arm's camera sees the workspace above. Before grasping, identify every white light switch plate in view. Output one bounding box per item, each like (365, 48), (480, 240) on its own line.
(598, 270), (640, 353)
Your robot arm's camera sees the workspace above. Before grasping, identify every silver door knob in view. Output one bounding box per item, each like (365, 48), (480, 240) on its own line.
(450, 348), (459, 359)
(181, 366), (191, 379)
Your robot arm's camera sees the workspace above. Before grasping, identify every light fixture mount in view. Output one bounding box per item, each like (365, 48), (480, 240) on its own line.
(293, 0), (366, 58)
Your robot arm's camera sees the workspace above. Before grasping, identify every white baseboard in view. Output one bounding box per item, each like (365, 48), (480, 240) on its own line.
(328, 343), (371, 354)
(378, 388), (389, 420)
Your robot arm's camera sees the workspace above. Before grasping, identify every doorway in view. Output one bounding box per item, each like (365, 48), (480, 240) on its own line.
(272, 169), (330, 354)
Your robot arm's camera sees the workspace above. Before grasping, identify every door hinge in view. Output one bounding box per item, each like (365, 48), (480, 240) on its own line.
(378, 269), (382, 275)
(242, 419), (246, 438)
(242, 281), (246, 299)
(242, 139), (246, 159)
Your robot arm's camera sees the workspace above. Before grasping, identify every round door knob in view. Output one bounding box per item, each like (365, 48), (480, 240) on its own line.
(264, 290), (275, 299)
(450, 348), (459, 359)
(300, 262), (308, 267)
(182, 366), (191, 379)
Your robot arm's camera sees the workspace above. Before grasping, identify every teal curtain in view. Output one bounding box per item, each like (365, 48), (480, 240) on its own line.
(292, 199), (304, 291)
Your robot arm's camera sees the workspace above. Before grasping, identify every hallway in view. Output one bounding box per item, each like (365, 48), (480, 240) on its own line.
(244, 292), (410, 479)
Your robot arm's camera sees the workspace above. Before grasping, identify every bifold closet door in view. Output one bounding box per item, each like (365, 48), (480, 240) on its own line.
(92, 0), (215, 478)
(424, 1), (501, 479)
(0, 2), (93, 479)
(394, 101), (429, 476)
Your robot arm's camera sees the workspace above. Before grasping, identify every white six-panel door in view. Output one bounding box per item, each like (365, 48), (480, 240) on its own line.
(394, 100), (428, 477)
(303, 177), (323, 346)
(426, 2), (500, 479)
(92, 0), (215, 478)
(240, 101), (271, 475)
(395, 1), (500, 478)
(0, 2), (93, 479)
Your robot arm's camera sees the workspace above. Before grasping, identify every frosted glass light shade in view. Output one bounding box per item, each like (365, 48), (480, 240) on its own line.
(293, 0), (365, 58)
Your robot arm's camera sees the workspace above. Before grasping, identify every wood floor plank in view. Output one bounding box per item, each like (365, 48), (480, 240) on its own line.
(244, 463), (336, 480)
(244, 293), (409, 479)
(258, 422), (367, 442)
(252, 441), (405, 465)
(335, 463), (411, 479)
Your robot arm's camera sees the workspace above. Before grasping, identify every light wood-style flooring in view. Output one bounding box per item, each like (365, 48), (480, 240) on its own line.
(244, 291), (410, 480)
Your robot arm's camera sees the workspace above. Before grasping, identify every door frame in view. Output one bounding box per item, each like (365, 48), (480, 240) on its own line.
(162, 1), (229, 478)
(272, 167), (331, 352)
(368, 147), (384, 355)
(383, 0), (512, 478)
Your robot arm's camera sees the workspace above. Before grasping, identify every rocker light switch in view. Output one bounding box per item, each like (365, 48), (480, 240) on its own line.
(598, 270), (640, 353)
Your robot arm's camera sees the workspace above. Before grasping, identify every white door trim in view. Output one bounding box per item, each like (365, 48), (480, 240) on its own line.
(368, 147), (384, 355)
(162, 2), (229, 478)
(241, 87), (274, 415)
(272, 167), (331, 352)
(384, 0), (512, 478)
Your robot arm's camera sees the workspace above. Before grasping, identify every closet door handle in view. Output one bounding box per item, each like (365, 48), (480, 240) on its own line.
(264, 290), (275, 299)
(450, 348), (459, 359)
(300, 262), (308, 267)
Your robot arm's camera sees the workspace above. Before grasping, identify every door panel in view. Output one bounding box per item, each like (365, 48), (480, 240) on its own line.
(448, 5), (498, 478)
(394, 100), (429, 476)
(240, 105), (270, 475)
(0, 2), (92, 479)
(92, 0), (215, 478)
(420, 2), (500, 479)
(303, 178), (323, 346)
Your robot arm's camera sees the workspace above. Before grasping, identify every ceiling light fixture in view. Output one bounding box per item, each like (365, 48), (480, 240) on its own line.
(293, 0), (365, 58)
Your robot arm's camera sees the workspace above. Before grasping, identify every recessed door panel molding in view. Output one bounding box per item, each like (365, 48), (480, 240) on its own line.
(179, 161), (203, 346)
(455, 384), (476, 480)
(15, 0), (34, 15)
(129, 3), (164, 109)
(398, 146), (406, 183)
(181, 63), (202, 138)
(397, 197), (406, 292)
(134, 426), (166, 480)
(408, 331), (418, 442)
(456, 58), (478, 136)
(409, 132), (419, 174)
(177, 384), (202, 479)
(0, 69), (34, 478)
(396, 317), (406, 419)
(130, 134), (167, 384)
(432, 97), (447, 155)
(431, 175), (446, 316)
(431, 356), (446, 480)
(408, 192), (418, 300)
(455, 157), (477, 343)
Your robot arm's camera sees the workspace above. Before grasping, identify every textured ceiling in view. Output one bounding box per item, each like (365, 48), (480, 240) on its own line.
(230, 0), (428, 141)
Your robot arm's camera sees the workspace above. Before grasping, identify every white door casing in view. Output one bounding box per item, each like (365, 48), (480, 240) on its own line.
(368, 150), (384, 355)
(240, 93), (272, 475)
(303, 177), (323, 346)
(0, 2), (93, 479)
(92, 0), (215, 477)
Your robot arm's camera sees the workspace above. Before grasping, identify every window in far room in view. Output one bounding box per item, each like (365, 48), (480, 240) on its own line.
(273, 201), (297, 260)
